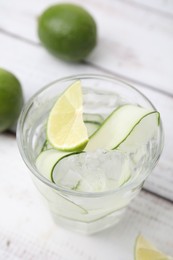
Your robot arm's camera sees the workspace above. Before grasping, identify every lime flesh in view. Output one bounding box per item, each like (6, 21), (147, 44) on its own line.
(47, 81), (88, 151)
(135, 235), (173, 260)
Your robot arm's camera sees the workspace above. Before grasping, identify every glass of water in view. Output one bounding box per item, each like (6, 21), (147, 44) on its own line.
(17, 75), (163, 234)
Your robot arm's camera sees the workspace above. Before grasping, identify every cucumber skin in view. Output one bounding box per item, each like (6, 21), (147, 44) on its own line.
(51, 151), (84, 182)
(85, 105), (159, 151)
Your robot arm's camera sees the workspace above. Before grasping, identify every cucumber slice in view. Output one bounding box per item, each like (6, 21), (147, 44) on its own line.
(36, 149), (87, 214)
(52, 150), (131, 193)
(85, 105), (159, 151)
(36, 149), (73, 181)
(84, 113), (104, 137)
(85, 122), (100, 137)
(83, 113), (104, 125)
(55, 205), (126, 223)
(118, 158), (131, 186)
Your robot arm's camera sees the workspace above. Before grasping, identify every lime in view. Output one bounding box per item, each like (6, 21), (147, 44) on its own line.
(47, 81), (88, 151)
(135, 235), (173, 260)
(0, 68), (23, 132)
(38, 3), (97, 61)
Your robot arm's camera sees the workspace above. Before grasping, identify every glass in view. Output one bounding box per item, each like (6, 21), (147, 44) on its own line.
(17, 75), (163, 235)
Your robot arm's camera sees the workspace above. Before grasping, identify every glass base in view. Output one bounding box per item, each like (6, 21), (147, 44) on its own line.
(51, 208), (126, 235)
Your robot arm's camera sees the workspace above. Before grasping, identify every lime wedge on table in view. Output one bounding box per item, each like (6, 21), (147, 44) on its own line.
(135, 235), (173, 260)
(85, 104), (159, 152)
(47, 81), (88, 151)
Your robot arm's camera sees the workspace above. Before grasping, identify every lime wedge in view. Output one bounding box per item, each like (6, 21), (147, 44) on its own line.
(47, 81), (88, 151)
(135, 235), (173, 260)
(85, 105), (159, 152)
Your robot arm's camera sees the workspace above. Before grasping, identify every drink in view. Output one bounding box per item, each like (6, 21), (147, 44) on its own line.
(17, 75), (163, 234)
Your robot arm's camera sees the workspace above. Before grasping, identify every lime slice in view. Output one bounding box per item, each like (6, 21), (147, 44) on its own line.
(41, 114), (102, 151)
(47, 81), (88, 151)
(135, 235), (173, 260)
(85, 104), (159, 152)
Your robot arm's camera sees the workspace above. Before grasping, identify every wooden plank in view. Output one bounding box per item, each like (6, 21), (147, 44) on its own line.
(0, 135), (173, 259)
(0, 1), (172, 258)
(0, 33), (99, 100)
(0, 33), (172, 201)
(0, 0), (173, 94)
(119, 0), (173, 17)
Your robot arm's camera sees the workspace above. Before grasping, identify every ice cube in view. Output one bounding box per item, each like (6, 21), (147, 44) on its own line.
(52, 149), (132, 192)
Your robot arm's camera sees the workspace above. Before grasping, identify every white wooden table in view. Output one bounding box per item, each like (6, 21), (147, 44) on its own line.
(0, 0), (173, 259)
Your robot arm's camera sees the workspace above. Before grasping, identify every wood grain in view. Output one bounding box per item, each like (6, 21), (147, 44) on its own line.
(119, 0), (173, 17)
(0, 0), (173, 93)
(0, 0), (173, 258)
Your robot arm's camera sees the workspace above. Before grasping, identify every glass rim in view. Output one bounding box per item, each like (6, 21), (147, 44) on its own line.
(17, 74), (164, 198)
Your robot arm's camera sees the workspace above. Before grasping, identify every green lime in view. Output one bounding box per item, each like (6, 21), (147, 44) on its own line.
(0, 68), (23, 132)
(47, 80), (88, 151)
(38, 3), (97, 61)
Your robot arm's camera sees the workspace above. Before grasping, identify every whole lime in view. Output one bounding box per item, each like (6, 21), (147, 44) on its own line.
(0, 68), (23, 132)
(38, 3), (97, 61)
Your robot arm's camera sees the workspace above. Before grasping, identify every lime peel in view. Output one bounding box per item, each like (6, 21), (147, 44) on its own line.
(0, 68), (23, 132)
(38, 3), (97, 61)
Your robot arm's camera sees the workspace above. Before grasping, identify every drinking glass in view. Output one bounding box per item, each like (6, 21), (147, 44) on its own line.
(17, 75), (163, 234)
